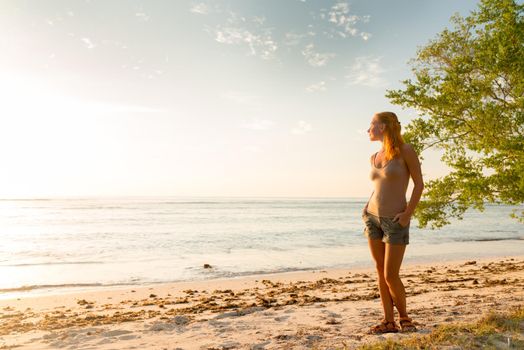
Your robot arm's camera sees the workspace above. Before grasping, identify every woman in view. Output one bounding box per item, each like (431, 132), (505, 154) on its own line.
(362, 111), (424, 333)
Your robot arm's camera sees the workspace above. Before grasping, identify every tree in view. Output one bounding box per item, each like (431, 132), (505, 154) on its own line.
(386, 0), (524, 228)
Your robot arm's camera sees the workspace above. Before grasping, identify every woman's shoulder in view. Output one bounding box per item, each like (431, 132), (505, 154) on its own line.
(399, 143), (420, 164)
(399, 143), (416, 155)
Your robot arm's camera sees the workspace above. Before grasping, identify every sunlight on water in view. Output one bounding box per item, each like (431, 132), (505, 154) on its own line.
(0, 197), (522, 297)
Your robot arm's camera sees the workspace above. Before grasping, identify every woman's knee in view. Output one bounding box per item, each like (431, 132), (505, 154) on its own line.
(384, 270), (400, 286)
(374, 261), (385, 274)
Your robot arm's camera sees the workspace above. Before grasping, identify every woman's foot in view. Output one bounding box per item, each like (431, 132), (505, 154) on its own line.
(367, 319), (399, 334)
(399, 316), (417, 332)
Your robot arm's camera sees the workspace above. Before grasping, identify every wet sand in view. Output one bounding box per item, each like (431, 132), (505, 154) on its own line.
(1, 256), (523, 349)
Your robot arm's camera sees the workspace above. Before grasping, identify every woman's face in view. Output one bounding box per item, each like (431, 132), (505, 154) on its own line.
(367, 114), (384, 141)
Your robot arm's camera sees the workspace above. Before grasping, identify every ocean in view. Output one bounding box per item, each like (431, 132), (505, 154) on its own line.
(1, 197), (522, 298)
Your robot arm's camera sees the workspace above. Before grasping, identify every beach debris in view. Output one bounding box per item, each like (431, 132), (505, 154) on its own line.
(464, 261), (477, 265)
(252, 340), (271, 350)
(76, 299), (95, 308)
(326, 318), (341, 324)
(1, 257), (523, 350)
(172, 315), (191, 325)
(274, 334), (294, 341)
(203, 263), (212, 269)
(219, 341), (241, 350)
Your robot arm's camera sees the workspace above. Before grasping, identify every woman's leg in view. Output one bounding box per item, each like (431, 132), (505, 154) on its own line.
(384, 243), (408, 318)
(368, 239), (395, 322)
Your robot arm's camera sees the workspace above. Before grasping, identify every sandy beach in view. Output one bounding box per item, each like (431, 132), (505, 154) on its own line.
(1, 256), (522, 349)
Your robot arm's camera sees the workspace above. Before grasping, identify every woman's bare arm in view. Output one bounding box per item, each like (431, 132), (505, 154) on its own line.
(401, 143), (424, 216)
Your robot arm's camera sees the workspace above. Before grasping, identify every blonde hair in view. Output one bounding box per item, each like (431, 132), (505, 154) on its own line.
(376, 111), (405, 161)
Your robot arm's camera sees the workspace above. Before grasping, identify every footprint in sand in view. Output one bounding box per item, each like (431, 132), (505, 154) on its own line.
(251, 340), (271, 349)
(214, 306), (266, 319)
(218, 341), (241, 349)
(103, 329), (134, 337)
(273, 315), (289, 321)
(306, 335), (323, 344)
(119, 334), (137, 340)
(321, 310), (342, 318)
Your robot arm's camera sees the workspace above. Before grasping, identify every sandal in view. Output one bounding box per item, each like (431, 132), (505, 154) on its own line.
(367, 319), (399, 334)
(399, 317), (417, 332)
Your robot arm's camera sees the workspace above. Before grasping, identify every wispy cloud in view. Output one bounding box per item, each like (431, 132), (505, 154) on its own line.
(291, 120), (312, 135)
(283, 32), (307, 46)
(203, 11), (278, 60)
(81, 37), (95, 49)
(346, 56), (388, 87)
(360, 32), (371, 41)
(190, 3), (211, 15)
(242, 119), (275, 131)
(306, 81), (326, 92)
(302, 43), (335, 67)
(135, 12), (150, 22)
(213, 25), (278, 60)
(193, 1), (369, 63)
(325, 2), (371, 40)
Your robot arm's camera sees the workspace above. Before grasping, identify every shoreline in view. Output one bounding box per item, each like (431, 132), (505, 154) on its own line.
(2, 251), (522, 301)
(1, 255), (523, 349)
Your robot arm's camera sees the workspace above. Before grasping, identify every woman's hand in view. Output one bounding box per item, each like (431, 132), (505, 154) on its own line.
(393, 211), (411, 227)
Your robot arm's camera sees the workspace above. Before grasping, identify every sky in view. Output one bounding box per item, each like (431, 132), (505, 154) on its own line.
(0, 0), (481, 198)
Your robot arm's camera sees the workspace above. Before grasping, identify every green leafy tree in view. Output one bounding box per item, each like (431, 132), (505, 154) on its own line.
(386, 0), (524, 228)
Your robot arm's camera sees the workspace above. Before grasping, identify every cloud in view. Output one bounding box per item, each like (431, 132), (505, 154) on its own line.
(329, 2), (350, 23)
(196, 2), (369, 62)
(346, 56), (388, 87)
(306, 81), (326, 92)
(302, 43), (335, 67)
(242, 119), (275, 130)
(326, 2), (371, 40)
(283, 32), (307, 46)
(81, 38), (95, 49)
(291, 120), (312, 135)
(360, 32), (371, 41)
(190, 3), (211, 15)
(253, 16), (266, 25)
(135, 12), (150, 22)
(211, 23), (278, 60)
